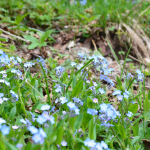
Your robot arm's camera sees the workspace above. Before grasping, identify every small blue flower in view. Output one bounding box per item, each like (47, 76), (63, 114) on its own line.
(71, 62), (77, 66)
(0, 93), (4, 98)
(126, 111), (133, 117)
(136, 69), (141, 74)
(100, 74), (105, 80)
(117, 95), (123, 101)
(67, 102), (80, 115)
(37, 56), (47, 73)
(95, 142), (103, 150)
(112, 90), (121, 96)
(39, 128), (47, 138)
(55, 85), (61, 93)
(72, 97), (80, 103)
(101, 141), (108, 149)
(74, 108), (80, 115)
(16, 143), (23, 150)
(100, 103), (108, 113)
(87, 108), (98, 115)
(76, 63), (83, 70)
(41, 105), (50, 111)
(28, 126), (38, 134)
(80, 0), (87, 5)
(60, 97), (68, 104)
(32, 133), (42, 144)
(123, 92), (129, 99)
(137, 73), (144, 81)
(10, 90), (19, 101)
(55, 66), (65, 78)
(24, 62), (35, 68)
(67, 102), (76, 110)
(101, 123), (114, 128)
(17, 57), (22, 63)
(99, 88), (105, 94)
(36, 115), (47, 124)
(0, 118), (6, 124)
(49, 116), (55, 124)
(84, 138), (96, 148)
(126, 73), (133, 79)
(20, 118), (31, 126)
(0, 125), (10, 135)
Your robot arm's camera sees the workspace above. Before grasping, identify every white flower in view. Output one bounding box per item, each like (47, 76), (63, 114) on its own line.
(12, 125), (19, 129)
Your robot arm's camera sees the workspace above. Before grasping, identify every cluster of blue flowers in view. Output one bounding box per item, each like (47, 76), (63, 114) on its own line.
(80, 0), (87, 5)
(136, 69), (144, 81)
(37, 105), (55, 125)
(84, 138), (109, 150)
(67, 102), (80, 115)
(24, 62), (35, 68)
(112, 89), (130, 102)
(37, 56), (47, 73)
(54, 66), (65, 78)
(0, 50), (25, 104)
(20, 104), (55, 144)
(99, 103), (121, 127)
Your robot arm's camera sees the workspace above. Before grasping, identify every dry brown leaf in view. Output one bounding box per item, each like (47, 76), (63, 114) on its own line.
(142, 139), (150, 149)
(122, 23), (149, 59)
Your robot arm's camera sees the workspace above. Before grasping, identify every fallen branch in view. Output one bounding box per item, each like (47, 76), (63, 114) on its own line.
(0, 28), (30, 43)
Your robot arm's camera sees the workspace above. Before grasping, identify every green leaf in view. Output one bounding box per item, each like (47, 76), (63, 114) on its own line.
(131, 136), (140, 145)
(40, 30), (52, 44)
(50, 115), (68, 138)
(31, 100), (42, 112)
(132, 124), (139, 136)
(69, 117), (76, 133)
(9, 106), (16, 118)
(28, 43), (39, 49)
(116, 76), (122, 87)
(4, 141), (17, 150)
(74, 113), (83, 132)
(15, 13), (28, 25)
(107, 39), (120, 64)
(127, 78), (135, 90)
(118, 124), (126, 139)
(23, 35), (39, 43)
(72, 81), (83, 97)
(82, 112), (92, 129)
(56, 126), (63, 145)
(144, 98), (150, 114)
(88, 118), (96, 140)
(72, 74), (76, 89)
(128, 104), (138, 114)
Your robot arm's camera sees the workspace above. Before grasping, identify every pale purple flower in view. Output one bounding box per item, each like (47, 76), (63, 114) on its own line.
(61, 141), (67, 146)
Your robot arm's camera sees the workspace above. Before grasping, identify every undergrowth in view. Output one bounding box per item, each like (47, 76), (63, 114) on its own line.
(0, 45), (149, 150)
(0, 0), (149, 36)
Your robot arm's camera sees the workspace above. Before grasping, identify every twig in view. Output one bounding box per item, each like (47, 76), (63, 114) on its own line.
(92, 39), (98, 51)
(128, 55), (146, 65)
(0, 28), (30, 43)
(133, 83), (150, 89)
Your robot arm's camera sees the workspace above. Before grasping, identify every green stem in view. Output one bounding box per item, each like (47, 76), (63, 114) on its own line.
(111, 128), (126, 150)
(17, 81), (27, 116)
(39, 63), (51, 106)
